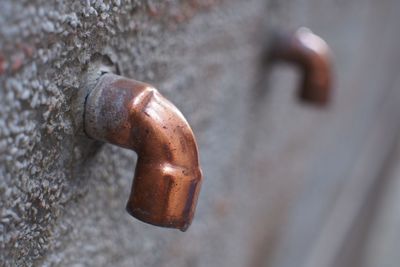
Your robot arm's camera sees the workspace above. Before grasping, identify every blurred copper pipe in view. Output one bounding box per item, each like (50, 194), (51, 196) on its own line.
(84, 73), (203, 231)
(268, 28), (333, 105)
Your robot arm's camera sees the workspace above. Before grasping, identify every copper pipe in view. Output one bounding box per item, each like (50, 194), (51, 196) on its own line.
(84, 73), (203, 231)
(268, 28), (333, 105)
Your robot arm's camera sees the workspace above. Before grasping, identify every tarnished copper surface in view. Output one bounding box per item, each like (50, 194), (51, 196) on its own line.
(268, 28), (333, 105)
(84, 73), (203, 231)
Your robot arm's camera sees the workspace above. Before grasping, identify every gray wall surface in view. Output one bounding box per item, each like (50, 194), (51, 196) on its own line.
(0, 1), (268, 266)
(1, 0), (400, 267)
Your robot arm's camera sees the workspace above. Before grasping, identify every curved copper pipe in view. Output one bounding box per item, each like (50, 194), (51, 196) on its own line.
(84, 73), (203, 231)
(268, 28), (333, 105)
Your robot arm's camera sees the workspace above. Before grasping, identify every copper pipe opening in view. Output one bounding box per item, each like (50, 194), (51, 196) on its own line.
(84, 73), (203, 231)
(268, 28), (333, 105)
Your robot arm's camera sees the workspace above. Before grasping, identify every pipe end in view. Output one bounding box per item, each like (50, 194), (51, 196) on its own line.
(126, 162), (202, 231)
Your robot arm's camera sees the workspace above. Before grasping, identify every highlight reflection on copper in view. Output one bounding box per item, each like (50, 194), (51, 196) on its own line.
(84, 73), (203, 231)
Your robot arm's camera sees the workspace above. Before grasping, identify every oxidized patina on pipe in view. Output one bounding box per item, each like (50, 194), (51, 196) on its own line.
(84, 73), (203, 231)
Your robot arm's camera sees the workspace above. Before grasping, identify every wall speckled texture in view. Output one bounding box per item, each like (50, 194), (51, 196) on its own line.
(0, 0), (267, 266)
(3, 0), (400, 267)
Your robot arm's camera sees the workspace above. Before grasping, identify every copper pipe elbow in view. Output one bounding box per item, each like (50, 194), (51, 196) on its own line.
(268, 28), (333, 105)
(84, 73), (203, 231)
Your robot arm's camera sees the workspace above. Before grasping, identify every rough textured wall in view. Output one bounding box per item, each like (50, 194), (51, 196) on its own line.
(0, 0), (267, 266)
(4, 0), (400, 267)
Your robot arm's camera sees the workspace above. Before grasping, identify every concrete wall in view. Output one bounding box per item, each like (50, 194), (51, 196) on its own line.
(1, 0), (400, 266)
(0, 1), (268, 266)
